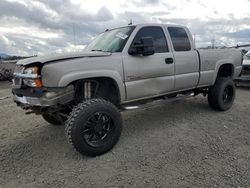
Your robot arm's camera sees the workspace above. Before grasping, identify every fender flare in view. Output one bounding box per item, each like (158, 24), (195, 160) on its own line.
(58, 70), (126, 102)
(212, 59), (235, 85)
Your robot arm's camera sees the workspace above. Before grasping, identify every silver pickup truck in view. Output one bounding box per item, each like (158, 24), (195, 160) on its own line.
(12, 24), (242, 156)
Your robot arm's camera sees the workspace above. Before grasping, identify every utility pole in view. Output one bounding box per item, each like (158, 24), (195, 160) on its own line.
(211, 39), (215, 49)
(73, 23), (76, 50)
(128, 19), (132, 25)
(193, 33), (196, 47)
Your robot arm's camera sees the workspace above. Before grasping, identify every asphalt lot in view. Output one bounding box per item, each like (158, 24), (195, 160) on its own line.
(0, 81), (249, 187)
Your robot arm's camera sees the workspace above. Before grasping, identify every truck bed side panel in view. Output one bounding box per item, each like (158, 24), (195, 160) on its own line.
(197, 49), (242, 87)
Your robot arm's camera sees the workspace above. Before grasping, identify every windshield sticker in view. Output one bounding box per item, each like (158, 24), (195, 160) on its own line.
(116, 32), (128, 40)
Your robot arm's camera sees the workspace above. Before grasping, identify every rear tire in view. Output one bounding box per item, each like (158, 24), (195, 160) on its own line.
(208, 77), (235, 111)
(65, 99), (122, 156)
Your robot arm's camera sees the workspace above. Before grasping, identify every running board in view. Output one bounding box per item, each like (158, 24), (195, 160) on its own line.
(122, 92), (195, 111)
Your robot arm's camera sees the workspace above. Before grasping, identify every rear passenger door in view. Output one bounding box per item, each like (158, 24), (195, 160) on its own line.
(167, 27), (199, 90)
(123, 26), (175, 101)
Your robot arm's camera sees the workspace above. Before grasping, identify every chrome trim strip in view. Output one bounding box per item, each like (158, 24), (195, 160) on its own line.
(13, 73), (40, 79)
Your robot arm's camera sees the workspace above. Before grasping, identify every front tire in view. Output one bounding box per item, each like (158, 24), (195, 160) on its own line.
(65, 99), (122, 156)
(42, 113), (64, 126)
(208, 77), (235, 111)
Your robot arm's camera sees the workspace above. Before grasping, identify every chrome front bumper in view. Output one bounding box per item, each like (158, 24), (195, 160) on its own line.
(13, 85), (75, 107)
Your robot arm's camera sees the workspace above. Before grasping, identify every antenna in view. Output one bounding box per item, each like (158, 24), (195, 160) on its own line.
(128, 19), (132, 25)
(211, 39), (215, 49)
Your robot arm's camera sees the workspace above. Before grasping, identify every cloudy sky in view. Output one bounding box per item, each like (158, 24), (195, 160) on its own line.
(0, 0), (250, 56)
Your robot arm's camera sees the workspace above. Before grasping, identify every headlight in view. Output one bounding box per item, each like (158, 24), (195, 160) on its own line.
(23, 67), (39, 78)
(23, 79), (42, 88)
(22, 67), (42, 88)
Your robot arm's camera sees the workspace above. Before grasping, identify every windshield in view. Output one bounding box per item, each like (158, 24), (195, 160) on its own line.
(84, 26), (135, 53)
(244, 51), (250, 60)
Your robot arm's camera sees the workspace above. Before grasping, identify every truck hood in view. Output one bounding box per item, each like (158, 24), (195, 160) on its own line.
(17, 51), (112, 66)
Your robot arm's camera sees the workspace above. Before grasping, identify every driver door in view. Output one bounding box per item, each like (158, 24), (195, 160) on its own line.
(123, 26), (175, 101)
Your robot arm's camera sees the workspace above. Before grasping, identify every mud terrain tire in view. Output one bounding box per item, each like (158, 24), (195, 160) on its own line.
(42, 113), (64, 126)
(208, 77), (235, 111)
(65, 99), (122, 156)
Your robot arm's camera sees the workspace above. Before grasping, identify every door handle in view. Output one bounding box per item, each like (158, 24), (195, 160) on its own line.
(165, 58), (174, 64)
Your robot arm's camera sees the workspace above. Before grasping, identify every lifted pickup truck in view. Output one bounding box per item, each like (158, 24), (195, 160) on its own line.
(12, 24), (242, 156)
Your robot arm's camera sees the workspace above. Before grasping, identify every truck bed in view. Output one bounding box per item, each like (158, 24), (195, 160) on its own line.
(197, 48), (242, 87)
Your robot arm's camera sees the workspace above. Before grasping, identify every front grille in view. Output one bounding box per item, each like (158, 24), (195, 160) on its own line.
(14, 65), (24, 73)
(12, 66), (25, 88)
(13, 77), (22, 87)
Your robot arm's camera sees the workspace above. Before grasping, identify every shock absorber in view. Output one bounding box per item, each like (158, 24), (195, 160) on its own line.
(84, 81), (91, 99)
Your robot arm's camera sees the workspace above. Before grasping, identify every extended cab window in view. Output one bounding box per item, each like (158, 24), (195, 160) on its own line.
(132, 26), (169, 53)
(168, 27), (191, 51)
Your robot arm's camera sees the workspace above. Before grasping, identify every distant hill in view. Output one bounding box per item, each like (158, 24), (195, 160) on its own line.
(0, 53), (36, 61)
(0, 53), (10, 60)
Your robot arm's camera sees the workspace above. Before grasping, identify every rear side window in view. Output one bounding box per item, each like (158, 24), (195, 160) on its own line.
(168, 27), (191, 51)
(132, 26), (169, 53)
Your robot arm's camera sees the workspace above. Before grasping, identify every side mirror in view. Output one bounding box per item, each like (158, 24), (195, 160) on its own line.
(129, 37), (155, 56)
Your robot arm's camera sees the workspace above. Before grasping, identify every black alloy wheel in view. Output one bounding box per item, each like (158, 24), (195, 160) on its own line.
(83, 112), (115, 147)
(222, 85), (234, 105)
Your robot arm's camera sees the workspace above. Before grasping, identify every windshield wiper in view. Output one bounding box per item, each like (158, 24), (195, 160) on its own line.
(91, 49), (104, 52)
(91, 49), (110, 52)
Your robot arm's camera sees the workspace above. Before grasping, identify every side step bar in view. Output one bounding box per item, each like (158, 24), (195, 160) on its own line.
(122, 92), (195, 111)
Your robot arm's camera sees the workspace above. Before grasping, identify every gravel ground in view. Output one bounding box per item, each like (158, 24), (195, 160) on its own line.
(0, 81), (249, 187)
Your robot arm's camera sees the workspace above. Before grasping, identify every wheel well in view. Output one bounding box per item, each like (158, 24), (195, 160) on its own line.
(72, 77), (121, 106)
(217, 64), (234, 78)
